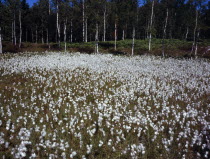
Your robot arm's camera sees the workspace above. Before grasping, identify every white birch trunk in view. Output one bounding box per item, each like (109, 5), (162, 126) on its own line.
(195, 29), (200, 58)
(36, 26), (38, 44)
(56, 0), (60, 47)
(48, 0), (51, 49)
(122, 30), (125, 40)
(47, 29), (49, 45)
(162, 8), (168, 57)
(85, 18), (87, 42)
(71, 19), (73, 43)
(64, 18), (67, 52)
(132, 27), (135, 56)
(149, 0), (154, 52)
(103, 5), (106, 42)
(14, 13), (16, 46)
(0, 27), (2, 54)
(19, 10), (22, 48)
(42, 29), (44, 44)
(12, 22), (14, 43)
(185, 27), (189, 40)
(115, 21), (117, 51)
(95, 23), (99, 54)
(82, 0), (85, 42)
(191, 10), (198, 56)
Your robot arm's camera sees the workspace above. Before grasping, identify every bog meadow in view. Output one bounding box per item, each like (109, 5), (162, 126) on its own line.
(0, 0), (210, 159)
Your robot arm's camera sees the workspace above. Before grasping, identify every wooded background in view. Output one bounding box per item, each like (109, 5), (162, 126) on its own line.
(0, 0), (209, 51)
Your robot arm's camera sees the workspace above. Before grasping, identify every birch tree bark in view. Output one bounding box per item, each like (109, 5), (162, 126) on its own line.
(95, 23), (99, 54)
(41, 28), (44, 44)
(0, 27), (2, 54)
(122, 30), (124, 40)
(47, 29), (49, 45)
(103, 5), (106, 42)
(191, 10), (198, 57)
(71, 19), (73, 43)
(82, 0), (85, 42)
(162, 8), (168, 57)
(56, 0), (60, 47)
(36, 25), (38, 44)
(149, 0), (154, 52)
(48, 0), (51, 49)
(132, 27), (135, 56)
(19, 10), (22, 48)
(64, 18), (67, 52)
(14, 13), (17, 46)
(114, 20), (117, 51)
(185, 27), (189, 40)
(85, 18), (87, 42)
(12, 22), (14, 43)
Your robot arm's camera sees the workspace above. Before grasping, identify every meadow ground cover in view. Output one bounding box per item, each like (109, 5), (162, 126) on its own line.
(0, 52), (210, 159)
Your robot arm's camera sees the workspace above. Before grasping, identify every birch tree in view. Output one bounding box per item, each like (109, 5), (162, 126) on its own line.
(95, 23), (99, 53)
(149, 0), (154, 52)
(114, 20), (117, 50)
(0, 0), (3, 53)
(103, 3), (106, 42)
(19, 9), (22, 48)
(56, 0), (60, 47)
(162, 8), (168, 57)
(131, 27), (135, 56)
(82, 0), (85, 42)
(64, 18), (67, 52)
(0, 27), (2, 54)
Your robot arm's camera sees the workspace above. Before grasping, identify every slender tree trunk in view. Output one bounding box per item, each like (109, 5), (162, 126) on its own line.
(162, 8), (168, 57)
(12, 22), (14, 43)
(82, 0), (85, 42)
(41, 29), (44, 44)
(71, 19), (73, 43)
(14, 13), (16, 46)
(19, 10), (22, 48)
(49, 0), (51, 15)
(32, 30), (34, 43)
(64, 18), (67, 52)
(122, 30), (125, 40)
(95, 23), (99, 54)
(132, 27), (135, 56)
(185, 27), (189, 40)
(56, 0), (60, 47)
(149, 0), (154, 52)
(191, 10), (198, 57)
(103, 5), (106, 42)
(47, 29), (49, 46)
(195, 29), (200, 58)
(48, 0), (51, 49)
(85, 18), (87, 42)
(36, 25), (38, 44)
(26, 29), (28, 42)
(115, 20), (117, 51)
(0, 27), (2, 54)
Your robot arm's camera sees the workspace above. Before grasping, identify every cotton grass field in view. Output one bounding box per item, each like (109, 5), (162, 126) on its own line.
(0, 52), (210, 159)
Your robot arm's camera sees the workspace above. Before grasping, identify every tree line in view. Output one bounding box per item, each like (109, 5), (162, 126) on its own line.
(0, 0), (210, 55)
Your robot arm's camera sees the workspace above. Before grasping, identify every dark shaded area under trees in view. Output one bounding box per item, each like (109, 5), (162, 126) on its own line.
(0, 0), (210, 57)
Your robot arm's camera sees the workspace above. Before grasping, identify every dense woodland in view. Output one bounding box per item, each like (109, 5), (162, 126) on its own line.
(0, 0), (210, 55)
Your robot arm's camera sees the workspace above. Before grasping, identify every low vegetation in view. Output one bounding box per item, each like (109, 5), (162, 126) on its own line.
(2, 39), (210, 58)
(0, 52), (210, 158)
